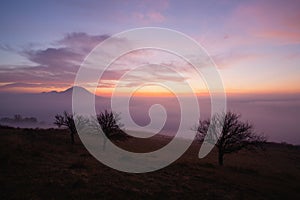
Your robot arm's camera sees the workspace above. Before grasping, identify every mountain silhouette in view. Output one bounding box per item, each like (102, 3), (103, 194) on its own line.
(43, 86), (94, 96)
(61, 86), (90, 94)
(0, 86), (109, 127)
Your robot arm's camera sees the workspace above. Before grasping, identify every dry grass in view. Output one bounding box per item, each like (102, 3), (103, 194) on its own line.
(0, 126), (299, 199)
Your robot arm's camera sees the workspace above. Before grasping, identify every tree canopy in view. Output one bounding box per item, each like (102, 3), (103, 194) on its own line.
(197, 111), (266, 165)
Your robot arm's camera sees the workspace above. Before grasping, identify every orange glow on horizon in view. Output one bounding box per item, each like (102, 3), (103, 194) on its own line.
(1, 85), (300, 97)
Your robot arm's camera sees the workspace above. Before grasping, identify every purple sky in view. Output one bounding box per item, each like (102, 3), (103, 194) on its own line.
(0, 0), (299, 94)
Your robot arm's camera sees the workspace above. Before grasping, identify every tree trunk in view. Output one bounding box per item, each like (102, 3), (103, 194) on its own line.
(70, 132), (75, 144)
(218, 150), (224, 166)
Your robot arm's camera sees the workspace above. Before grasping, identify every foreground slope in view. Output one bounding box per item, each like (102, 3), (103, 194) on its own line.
(0, 126), (299, 199)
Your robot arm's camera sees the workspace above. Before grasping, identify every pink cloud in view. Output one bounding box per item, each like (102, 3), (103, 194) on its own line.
(253, 30), (300, 44)
(213, 52), (266, 69)
(113, 0), (168, 24)
(228, 0), (300, 45)
(0, 33), (109, 91)
(126, 11), (166, 24)
(196, 0), (300, 67)
(57, 32), (109, 54)
(0, 82), (70, 89)
(0, 31), (192, 93)
(146, 11), (165, 23)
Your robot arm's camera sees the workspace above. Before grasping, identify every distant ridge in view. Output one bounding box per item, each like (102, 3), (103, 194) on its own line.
(60, 86), (92, 95)
(43, 86), (94, 96)
(0, 85), (109, 127)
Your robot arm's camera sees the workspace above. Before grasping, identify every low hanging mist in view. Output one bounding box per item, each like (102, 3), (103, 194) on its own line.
(0, 87), (299, 145)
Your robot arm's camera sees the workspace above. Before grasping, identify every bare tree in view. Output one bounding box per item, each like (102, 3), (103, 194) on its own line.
(196, 111), (266, 166)
(97, 110), (128, 148)
(54, 110), (129, 147)
(54, 111), (76, 144)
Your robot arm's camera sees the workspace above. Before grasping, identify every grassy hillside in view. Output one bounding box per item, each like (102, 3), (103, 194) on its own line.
(0, 126), (299, 199)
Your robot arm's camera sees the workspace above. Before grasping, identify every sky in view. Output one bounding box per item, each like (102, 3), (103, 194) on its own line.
(0, 0), (300, 95)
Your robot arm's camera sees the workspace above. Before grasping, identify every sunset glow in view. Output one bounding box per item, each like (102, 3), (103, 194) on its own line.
(0, 0), (299, 96)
